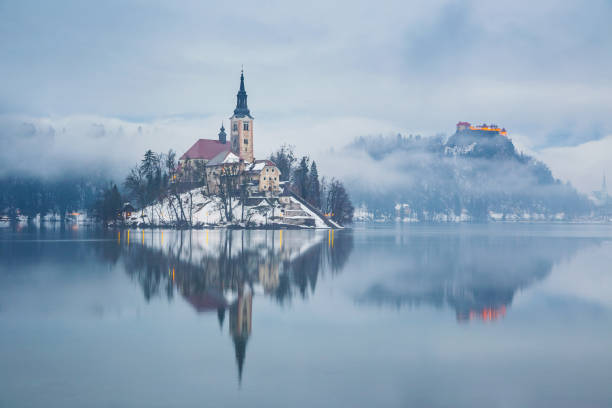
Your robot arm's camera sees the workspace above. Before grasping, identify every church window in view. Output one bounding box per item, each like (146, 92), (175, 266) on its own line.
(243, 122), (249, 131)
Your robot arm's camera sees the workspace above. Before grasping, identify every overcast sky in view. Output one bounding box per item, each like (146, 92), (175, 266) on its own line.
(1, 0), (611, 192)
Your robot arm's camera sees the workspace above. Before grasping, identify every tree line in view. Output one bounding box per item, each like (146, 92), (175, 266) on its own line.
(0, 175), (105, 223)
(118, 146), (354, 226)
(1, 145), (355, 226)
(346, 133), (592, 220)
(269, 144), (354, 224)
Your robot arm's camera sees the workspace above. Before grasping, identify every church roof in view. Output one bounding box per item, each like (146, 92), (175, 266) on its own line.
(179, 139), (231, 161)
(207, 151), (241, 166)
(185, 292), (227, 313)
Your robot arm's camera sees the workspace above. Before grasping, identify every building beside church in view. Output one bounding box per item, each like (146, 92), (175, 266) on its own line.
(175, 71), (281, 193)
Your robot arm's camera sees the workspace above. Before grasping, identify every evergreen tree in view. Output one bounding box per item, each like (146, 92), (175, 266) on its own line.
(292, 156), (310, 199)
(94, 184), (122, 224)
(308, 161), (321, 208)
(140, 150), (159, 179)
(269, 144), (296, 182)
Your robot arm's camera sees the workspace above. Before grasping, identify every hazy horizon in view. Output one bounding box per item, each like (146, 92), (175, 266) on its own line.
(2, 0), (612, 193)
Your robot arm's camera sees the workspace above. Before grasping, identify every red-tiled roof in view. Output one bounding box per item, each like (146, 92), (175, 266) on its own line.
(179, 139), (231, 161)
(185, 292), (227, 313)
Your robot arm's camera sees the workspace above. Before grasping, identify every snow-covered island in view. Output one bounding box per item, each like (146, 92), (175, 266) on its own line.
(124, 186), (342, 229)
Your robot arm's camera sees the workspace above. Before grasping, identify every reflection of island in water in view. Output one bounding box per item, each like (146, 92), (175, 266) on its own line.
(114, 229), (353, 383)
(357, 233), (599, 322)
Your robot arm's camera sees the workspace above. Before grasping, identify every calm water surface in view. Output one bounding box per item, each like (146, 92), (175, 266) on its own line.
(1, 224), (612, 407)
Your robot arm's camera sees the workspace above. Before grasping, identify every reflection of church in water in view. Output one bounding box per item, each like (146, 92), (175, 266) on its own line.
(118, 229), (353, 383)
(229, 288), (251, 383)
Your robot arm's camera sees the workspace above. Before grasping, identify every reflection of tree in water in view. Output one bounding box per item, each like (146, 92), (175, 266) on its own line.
(275, 230), (353, 304)
(358, 235), (598, 322)
(115, 229), (353, 384)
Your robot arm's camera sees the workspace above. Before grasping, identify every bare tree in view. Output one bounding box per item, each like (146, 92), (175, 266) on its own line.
(217, 165), (241, 222)
(325, 178), (354, 224)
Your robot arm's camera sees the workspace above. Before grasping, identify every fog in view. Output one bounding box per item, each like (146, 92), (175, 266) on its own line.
(313, 133), (590, 218)
(1, 0), (611, 191)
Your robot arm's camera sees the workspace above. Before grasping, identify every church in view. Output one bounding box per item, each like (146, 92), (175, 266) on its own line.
(175, 71), (281, 193)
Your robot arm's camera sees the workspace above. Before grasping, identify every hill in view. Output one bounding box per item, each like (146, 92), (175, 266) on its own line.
(344, 125), (590, 221)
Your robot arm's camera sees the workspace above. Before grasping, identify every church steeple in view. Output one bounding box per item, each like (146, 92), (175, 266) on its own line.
(233, 69), (251, 118)
(230, 69), (255, 162)
(218, 123), (227, 144)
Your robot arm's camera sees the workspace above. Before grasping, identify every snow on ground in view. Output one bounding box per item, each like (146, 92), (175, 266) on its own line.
(288, 196), (330, 229)
(127, 189), (332, 229)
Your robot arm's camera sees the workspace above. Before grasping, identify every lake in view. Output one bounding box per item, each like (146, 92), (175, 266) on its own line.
(1, 224), (612, 407)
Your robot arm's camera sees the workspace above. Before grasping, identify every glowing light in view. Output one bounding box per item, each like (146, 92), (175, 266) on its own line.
(469, 125), (508, 136)
(478, 307), (506, 321)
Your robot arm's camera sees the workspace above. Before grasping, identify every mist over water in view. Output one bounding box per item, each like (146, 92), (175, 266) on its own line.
(1, 224), (611, 407)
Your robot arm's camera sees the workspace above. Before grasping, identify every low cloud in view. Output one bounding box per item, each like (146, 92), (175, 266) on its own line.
(539, 134), (612, 194)
(2, 112), (608, 197)
(0, 114), (209, 180)
(1, 0), (611, 151)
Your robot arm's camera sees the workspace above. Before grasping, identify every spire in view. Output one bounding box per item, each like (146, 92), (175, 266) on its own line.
(217, 307), (226, 329)
(233, 335), (248, 385)
(603, 172), (607, 193)
(233, 69), (251, 118)
(218, 122), (227, 144)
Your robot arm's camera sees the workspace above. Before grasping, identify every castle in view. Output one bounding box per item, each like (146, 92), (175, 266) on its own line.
(175, 71), (281, 194)
(456, 121), (507, 136)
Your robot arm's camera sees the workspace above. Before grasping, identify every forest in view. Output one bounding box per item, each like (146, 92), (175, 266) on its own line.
(344, 132), (591, 220)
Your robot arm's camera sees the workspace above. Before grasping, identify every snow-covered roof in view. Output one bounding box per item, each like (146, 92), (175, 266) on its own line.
(207, 151), (241, 166)
(246, 159), (279, 174)
(250, 162), (266, 172)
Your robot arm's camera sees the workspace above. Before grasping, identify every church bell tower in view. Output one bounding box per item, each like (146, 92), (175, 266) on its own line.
(230, 70), (254, 162)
